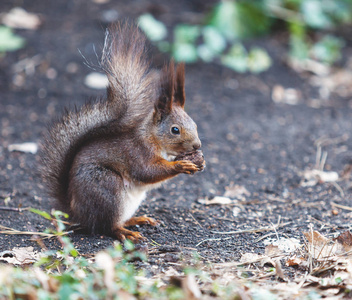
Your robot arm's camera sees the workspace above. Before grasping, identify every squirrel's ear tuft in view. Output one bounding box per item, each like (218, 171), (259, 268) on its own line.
(154, 61), (174, 120)
(174, 63), (185, 108)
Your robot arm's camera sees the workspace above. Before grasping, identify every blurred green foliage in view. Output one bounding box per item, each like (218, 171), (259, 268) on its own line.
(0, 209), (186, 299)
(139, 0), (352, 73)
(0, 25), (25, 54)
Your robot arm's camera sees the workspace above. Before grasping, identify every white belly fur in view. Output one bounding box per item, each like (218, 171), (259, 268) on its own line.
(120, 182), (163, 223)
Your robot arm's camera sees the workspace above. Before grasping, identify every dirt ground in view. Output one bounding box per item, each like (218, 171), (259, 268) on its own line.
(1, 0), (352, 286)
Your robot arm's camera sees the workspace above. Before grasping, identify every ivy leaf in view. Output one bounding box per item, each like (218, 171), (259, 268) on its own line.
(173, 25), (200, 62)
(0, 26), (25, 53)
(29, 208), (52, 220)
(221, 44), (248, 73)
(209, 1), (271, 41)
(197, 44), (216, 62)
(202, 26), (226, 54)
(288, 21), (309, 60)
(312, 35), (344, 64)
(138, 14), (167, 42)
(247, 47), (272, 73)
(301, 0), (333, 29)
(174, 24), (200, 44)
(173, 43), (198, 63)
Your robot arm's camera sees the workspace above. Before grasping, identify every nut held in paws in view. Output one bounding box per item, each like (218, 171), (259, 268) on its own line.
(174, 150), (205, 168)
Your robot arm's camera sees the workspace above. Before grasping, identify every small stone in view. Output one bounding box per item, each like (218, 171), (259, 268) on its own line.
(84, 72), (108, 89)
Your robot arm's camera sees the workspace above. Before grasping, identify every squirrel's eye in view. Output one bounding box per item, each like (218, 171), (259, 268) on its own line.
(171, 126), (180, 135)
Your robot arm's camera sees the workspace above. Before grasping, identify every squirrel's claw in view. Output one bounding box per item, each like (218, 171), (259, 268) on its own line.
(113, 226), (147, 243)
(114, 216), (160, 242)
(198, 161), (206, 172)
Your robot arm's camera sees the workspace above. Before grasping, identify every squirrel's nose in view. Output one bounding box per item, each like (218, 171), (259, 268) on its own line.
(193, 141), (201, 150)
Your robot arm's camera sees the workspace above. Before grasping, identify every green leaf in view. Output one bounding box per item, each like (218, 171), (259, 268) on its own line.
(174, 25), (200, 44)
(301, 0), (333, 29)
(325, 0), (352, 24)
(248, 47), (272, 73)
(157, 41), (171, 52)
(0, 26), (25, 53)
(209, 1), (271, 41)
(29, 208), (52, 220)
(288, 21), (309, 60)
(221, 43), (248, 73)
(124, 239), (135, 251)
(51, 210), (69, 219)
(173, 43), (198, 63)
(138, 14), (167, 42)
(202, 26), (226, 54)
(335, 276), (343, 284)
(172, 25), (200, 62)
(312, 35), (344, 64)
(197, 44), (216, 62)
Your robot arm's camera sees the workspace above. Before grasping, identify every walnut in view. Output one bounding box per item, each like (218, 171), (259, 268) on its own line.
(174, 150), (205, 171)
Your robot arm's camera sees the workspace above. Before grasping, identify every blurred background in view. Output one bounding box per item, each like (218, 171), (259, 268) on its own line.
(1, 2), (352, 293)
(1, 0), (352, 74)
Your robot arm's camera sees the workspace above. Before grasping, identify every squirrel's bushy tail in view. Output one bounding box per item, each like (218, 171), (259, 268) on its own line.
(101, 23), (159, 126)
(41, 23), (157, 203)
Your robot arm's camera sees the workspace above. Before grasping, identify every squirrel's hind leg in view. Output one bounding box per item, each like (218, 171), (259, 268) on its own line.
(68, 163), (125, 236)
(69, 162), (148, 242)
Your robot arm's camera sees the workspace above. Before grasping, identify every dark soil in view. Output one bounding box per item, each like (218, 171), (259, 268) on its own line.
(1, 0), (352, 273)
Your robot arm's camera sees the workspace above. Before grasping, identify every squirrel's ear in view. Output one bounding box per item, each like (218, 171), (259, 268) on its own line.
(174, 63), (185, 108)
(154, 61), (174, 121)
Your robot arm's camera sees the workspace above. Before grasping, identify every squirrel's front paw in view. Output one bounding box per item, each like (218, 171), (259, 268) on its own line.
(175, 160), (199, 174)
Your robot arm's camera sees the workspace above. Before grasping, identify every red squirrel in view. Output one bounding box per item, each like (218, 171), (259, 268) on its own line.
(40, 23), (205, 242)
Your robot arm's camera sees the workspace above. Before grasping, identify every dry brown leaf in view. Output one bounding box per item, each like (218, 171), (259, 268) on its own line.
(304, 231), (329, 246)
(286, 256), (305, 267)
(33, 268), (59, 293)
(224, 184), (250, 199)
(182, 274), (202, 300)
(301, 169), (339, 187)
(163, 266), (181, 277)
(289, 58), (330, 76)
(263, 237), (301, 253)
(240, 253), (262, 264)
(0, 247), (41, 265)
(272, 85), (301, 105)
(335, 231), (352, 253)
(303, 230), (336, 259)
(310, 69), (352, 99)
(2, 7), (41, 30)
(265, 244), (283, 257)
(198, 196), (236, 205)
(272, 258), (286, 280)
(95, 252), (115, 296)
(116, 290), (137, 300)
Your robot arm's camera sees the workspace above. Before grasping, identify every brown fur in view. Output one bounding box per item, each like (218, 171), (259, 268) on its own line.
(40, 23), (203, 241)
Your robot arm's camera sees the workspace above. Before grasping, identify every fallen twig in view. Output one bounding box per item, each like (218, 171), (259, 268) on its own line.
(211, 222), (291, 235)
(0, 206), (28, 212)
(331, 201), (352, 211)
(195, 237), (231, 247)
(331, 182), (345, 198)
(0, 225), (71, 239)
